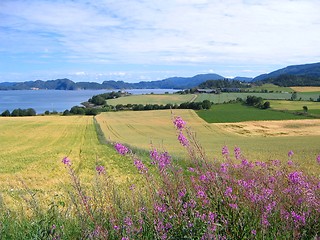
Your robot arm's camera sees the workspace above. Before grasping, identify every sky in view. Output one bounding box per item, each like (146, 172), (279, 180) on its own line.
(0, 0), (319, 83)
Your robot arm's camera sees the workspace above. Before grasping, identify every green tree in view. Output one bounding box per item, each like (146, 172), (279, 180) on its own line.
(1, 110), (10, 117)
(25, 108), (36, 116)
(11, 108), (22, 116)
(70, 106), (85, 115)
(262, 101), (271, 109)
(202, 100), (212, 110)
(63, 110), (71, 116)
(291, 92), (297, 101)
(90, 95), (106, 105)
(303, 106), (308, 113)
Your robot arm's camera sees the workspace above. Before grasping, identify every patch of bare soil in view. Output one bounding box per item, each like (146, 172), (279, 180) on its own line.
(214, 119), (320, 137)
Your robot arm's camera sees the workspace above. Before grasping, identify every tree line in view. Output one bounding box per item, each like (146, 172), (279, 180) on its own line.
(1, 108), (36, 117)
(63, 100), (213, 116)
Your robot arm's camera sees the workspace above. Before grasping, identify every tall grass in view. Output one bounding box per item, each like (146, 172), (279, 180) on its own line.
(0, 115), (319, 239)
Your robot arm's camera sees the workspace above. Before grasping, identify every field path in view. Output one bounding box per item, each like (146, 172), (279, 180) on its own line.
(189, 94), (198, 102)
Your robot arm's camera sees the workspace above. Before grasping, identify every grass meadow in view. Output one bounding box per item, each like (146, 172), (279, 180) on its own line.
(96, 110), (320, 174)
(195, 92), (292, 103)
(107, 93), (196, 106)
(250, 83), (294, 93)
(196, 102), (314, 123)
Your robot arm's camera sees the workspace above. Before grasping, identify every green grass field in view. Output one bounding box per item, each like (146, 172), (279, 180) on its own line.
(250, 84), (293, 93)
(107, 94), (196, 106)
(196, 103), (313, 123)
(194, 92), (292, 103)
(96, 110), (320, 174)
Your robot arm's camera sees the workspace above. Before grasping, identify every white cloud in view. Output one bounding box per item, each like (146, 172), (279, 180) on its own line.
(0, 0), (320, 81)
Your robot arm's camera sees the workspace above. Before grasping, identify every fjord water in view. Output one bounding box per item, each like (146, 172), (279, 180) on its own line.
(0, 89), (179, 114)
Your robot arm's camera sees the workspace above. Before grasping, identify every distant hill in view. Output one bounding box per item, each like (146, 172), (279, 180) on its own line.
(198, 79), (249, 89)
(253, 62), (320, 86)
(0, 73), (225, 90)
(233, 76), (253, 82)
(131, 73), (224, 89)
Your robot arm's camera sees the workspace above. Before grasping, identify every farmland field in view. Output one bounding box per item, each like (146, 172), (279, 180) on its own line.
(0, 116), (138, 204)
(269, 100), (320, 111)
(291, 86), (320, 92)
(107, 93), (196, 105)
(196, 103), (314, 123)
(95, 110), (320, 174)
(194, 92), (292, 103)
(250, 83), (293, 93)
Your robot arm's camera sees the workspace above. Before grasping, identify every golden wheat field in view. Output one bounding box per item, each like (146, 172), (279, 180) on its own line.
(96, 110), (320, 174)
(290, 86), (320, 92)
(0, 116), (139, 205)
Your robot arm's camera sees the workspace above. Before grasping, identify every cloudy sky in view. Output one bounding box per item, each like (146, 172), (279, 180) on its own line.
(0, 0), (319, 82)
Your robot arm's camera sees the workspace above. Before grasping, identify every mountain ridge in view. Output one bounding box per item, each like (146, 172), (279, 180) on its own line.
(1, 62), (320, 90)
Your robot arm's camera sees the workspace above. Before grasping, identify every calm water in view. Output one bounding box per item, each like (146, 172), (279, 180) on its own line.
(0, 89), (179, 114)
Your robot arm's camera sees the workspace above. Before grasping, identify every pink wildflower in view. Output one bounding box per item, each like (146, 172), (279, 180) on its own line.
(288, 171), (303, 184)
(287, 160), (294, 166)
(317, 154), (320, 164)
(134, 159), (148, 173)
(228, 203), (238, 209)
(114, 143), (129, 155)
(222, 145), (229, 156)
(173, 116), (186, 130)
(234, 146), (241, 159)
(224, 187), (233, 197)
(288, 150), (294, 158)
(178, 131), (189, 147)
(220, 163), (229, 173)
(62, 157), (71, 166)
(95, 165), (105, 175)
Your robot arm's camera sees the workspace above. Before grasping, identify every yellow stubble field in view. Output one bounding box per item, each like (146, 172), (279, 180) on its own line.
(96, 110), (320, 174)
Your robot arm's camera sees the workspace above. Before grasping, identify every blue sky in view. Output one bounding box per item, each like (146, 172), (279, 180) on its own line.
(0, 0), (319, 83)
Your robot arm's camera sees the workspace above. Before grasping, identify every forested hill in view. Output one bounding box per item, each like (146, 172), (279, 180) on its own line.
(253, 62), (320, 86)
(0, 73), (225, 90)
(198, 79), (248, 89)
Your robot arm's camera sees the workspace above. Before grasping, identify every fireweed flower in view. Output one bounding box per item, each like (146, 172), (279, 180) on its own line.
(62, 157), (71, 166)
(173, 116), (186, 130)
(288, 150), (294, 158)
(288, 171), (303, 184)
(134, 159), (148, 173)
(95, 165), (105, 175)
(291, 211), (306, 225)
(178, 131), (189, 147)
(228, 203), (238, 209)
(224, 187), (233, 197)
(234, 146), (241, 160)
(220, 163), (229, 173)
(317, 154), (320, 164)
(222, 145), (229, 156)
(150, 149), (171, 170)
(114, 143), (129, 155)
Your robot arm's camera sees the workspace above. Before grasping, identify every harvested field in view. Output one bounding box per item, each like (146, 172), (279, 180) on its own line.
(215, 119), (320, 137)
(291, 86), (320, 92)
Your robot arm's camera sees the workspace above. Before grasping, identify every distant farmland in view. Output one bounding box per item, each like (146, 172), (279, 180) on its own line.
(95, 110), (320, 174)
(107, 94), (196, 106)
